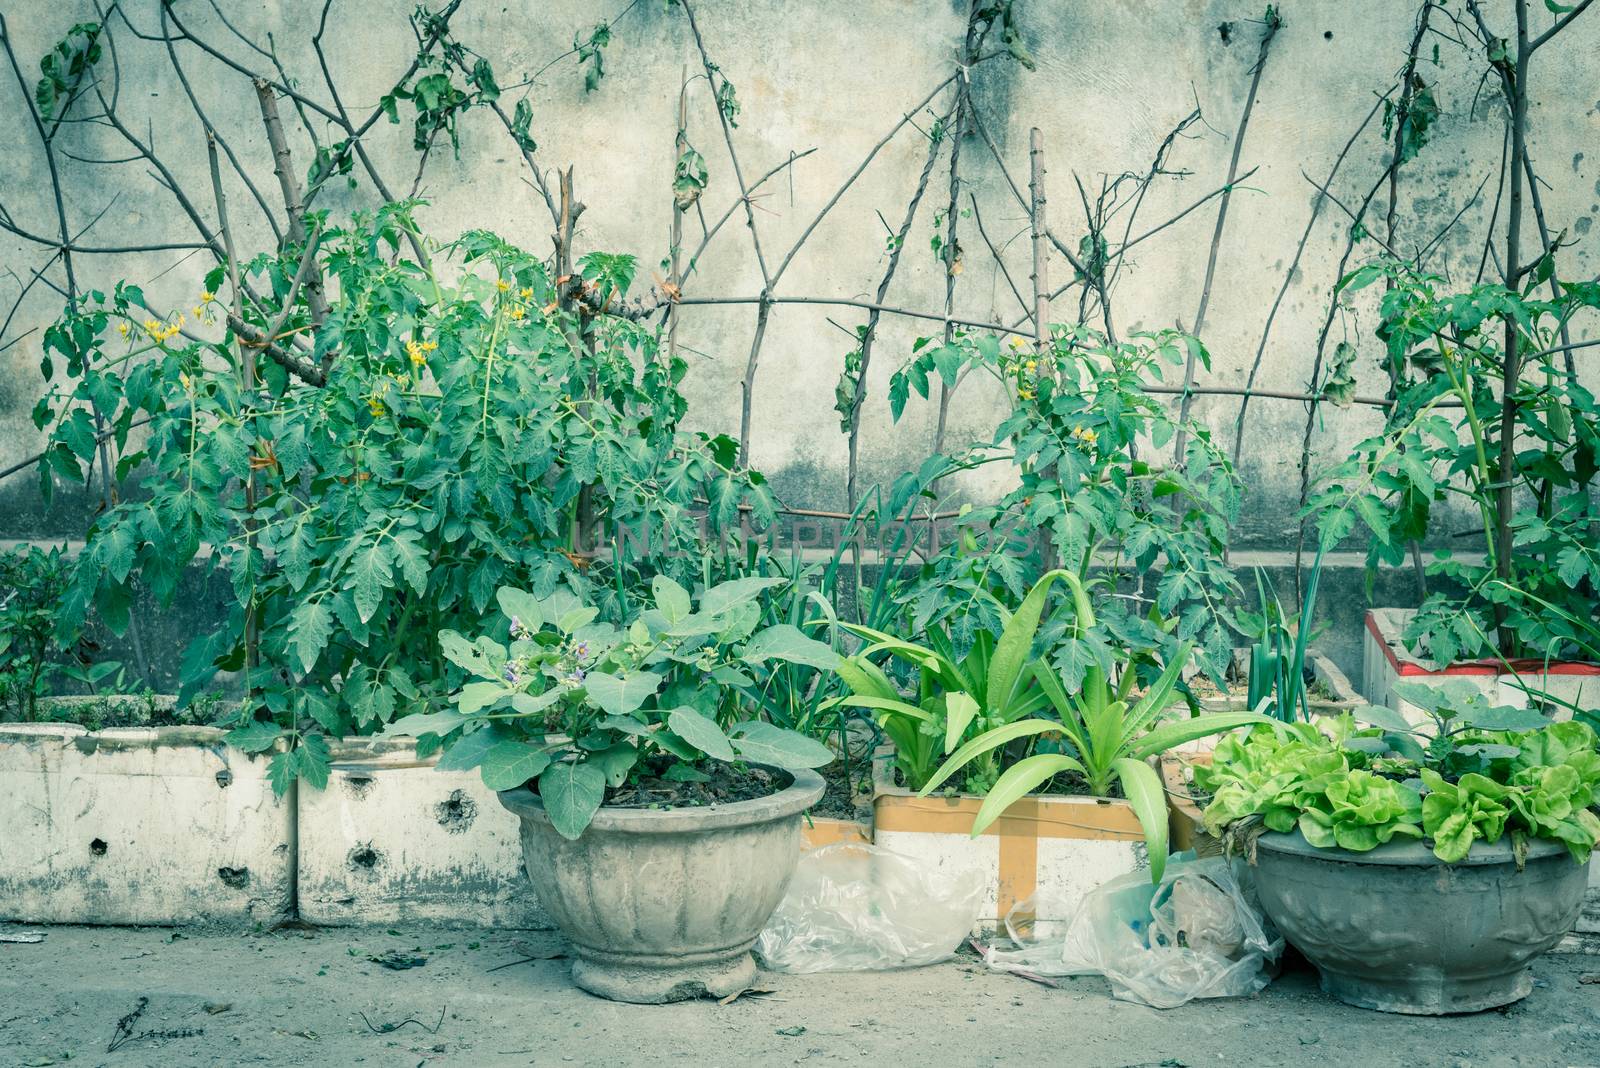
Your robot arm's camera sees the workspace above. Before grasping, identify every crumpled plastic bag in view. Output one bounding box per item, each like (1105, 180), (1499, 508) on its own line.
(756, 842), (984, 973)
(983, 852), (1282, 1009)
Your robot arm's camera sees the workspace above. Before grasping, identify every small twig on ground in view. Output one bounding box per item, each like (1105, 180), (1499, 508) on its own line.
(359, 1007), (446, 1035)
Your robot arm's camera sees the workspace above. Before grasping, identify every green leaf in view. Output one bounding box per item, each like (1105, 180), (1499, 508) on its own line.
(652, 575), (691, 623)
(989, 570), (1077, 716)
(741, 623), (840, 670)
(385, 710), (466, 738)
(347, 538), (394, 624)
(586, 742), (637, 788)
(583, 671), (662, 718)
(943, 691), (979, 755)
(1113, 756), (1171, 883)
(267, 750), (296, 797)
(294, 734), (332, 791)
(457, 680), (508, 715)
(391, 532), (429, 594)
(479, 740), (553, 791)
(730, 722), (833, 769)
(667, 706), (736, 760)
(438, 630), (504, 678)
(919, 719), (1061, 795)
(540, 761), (607, 839)
(496, 587), (545, 632)
(970, 753), (1087, 835)
(699, 576), (784, 617)
(285, 599), (333, 675)
(225, 720), (282, 754)
(1350, 703), (1416, 734)
(435, 724), (504, 772)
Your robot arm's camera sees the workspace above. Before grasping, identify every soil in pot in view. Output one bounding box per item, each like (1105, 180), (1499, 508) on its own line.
(596, 761), (780, 809)
(810, 751), (874, 820)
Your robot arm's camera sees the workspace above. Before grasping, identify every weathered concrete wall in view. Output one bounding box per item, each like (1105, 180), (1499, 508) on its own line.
(2, 1), (1598, 675)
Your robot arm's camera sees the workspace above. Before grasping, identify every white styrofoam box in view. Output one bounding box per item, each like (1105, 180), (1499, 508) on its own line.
(0, 723), (292, 924)
(872, 755), (1147, 933)
(296, 738), (551, 928)
(1363, 607), (1600, 719)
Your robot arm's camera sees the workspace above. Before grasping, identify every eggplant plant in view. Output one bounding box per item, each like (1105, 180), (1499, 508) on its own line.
(387, 575), (838, 839)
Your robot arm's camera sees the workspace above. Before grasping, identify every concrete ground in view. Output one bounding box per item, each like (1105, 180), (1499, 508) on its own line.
(2, 923), (1598, 1068)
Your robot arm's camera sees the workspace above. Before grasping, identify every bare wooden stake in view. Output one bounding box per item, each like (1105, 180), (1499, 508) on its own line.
(1028, 127), (1049, 355)
(208, 134), (259, 680)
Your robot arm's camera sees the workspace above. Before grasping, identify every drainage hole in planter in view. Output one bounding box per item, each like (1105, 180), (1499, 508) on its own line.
(215, 769), (234, 788)
(217, 866), (250, 888)
(343, 774), (376, 800)
(434, 789), (478, 833)
(348, 844), (383, 873)
(89, 838), (108, 857)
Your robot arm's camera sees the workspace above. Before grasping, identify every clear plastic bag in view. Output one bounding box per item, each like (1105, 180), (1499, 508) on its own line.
(984, 852), (1282, 1009)
(756, 842), (984, 973)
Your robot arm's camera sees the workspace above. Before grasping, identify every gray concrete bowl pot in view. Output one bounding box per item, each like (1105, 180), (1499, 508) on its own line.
(497, 768), (824, 1004)
(1253, 829), (1590, 1014)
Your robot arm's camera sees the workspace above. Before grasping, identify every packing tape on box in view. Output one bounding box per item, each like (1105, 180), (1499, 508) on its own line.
(875, 794), (1145, 919)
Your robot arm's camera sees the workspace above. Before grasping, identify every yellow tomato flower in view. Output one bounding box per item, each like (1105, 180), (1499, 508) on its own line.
(509, 306), (526, 321)
(199, 290), (215, 305)
(118, 322), (130, 338)
(496, 279), (510, 293)
(1024, 359), (1037, 373)
(519, 287), (533, 300)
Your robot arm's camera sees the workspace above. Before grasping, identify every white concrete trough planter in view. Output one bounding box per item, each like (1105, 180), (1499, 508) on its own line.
(0, 721), (292, 925)
(1362, 607), (1600, 948)
(871, 751), (1147, 934)
(296, 737), (551, 929)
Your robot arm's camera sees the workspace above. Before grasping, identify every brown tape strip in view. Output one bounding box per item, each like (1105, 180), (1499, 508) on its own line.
(996, 797), (1039, 923)
(872, 794), (1145, 840)
(800, 818), (872, 850)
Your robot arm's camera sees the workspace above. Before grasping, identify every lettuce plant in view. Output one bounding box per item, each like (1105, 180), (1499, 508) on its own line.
(1199, 681), (1600, 864)
(388, 576), (837, 839)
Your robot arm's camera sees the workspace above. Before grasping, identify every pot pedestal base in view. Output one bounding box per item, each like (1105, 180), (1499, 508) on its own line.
(570, 944), (756, 1004)
(1317, 964), (1533, 1016)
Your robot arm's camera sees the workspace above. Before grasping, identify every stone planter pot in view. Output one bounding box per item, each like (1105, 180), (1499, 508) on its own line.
(498, 768), (824, 1003)
(1252, 829), (1590, 1014)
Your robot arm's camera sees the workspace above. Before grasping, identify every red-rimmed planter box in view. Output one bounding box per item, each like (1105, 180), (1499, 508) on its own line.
(1363, 607), (1600, 719)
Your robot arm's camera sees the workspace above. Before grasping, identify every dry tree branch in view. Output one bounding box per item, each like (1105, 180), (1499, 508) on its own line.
(846, 103), (955, 511)
(968, 192), (1030, 319)
(1230, 90), (1390, 466)
(1173, 6), (1280, 462)
(161, 4), (282, 244)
